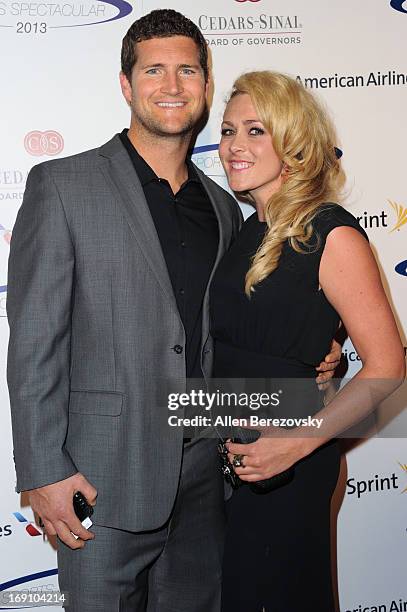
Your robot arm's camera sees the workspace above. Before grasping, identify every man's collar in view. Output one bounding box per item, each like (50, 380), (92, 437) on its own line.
(119, 129), (156, 187)
(119, 129), (199, 187)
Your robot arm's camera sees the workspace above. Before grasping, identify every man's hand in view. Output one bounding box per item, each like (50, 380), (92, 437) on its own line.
(315, 338), (342, 384)
(29, 472), (97, 549)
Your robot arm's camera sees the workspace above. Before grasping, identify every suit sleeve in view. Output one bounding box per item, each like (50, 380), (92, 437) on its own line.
(7, 163), (78, 492)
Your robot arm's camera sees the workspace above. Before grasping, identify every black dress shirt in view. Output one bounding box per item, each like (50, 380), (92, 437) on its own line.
(120, 129), (219, 379)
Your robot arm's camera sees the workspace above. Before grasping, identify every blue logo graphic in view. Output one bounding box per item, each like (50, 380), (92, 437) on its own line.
(395, 260), (407, 276)
(0, 569), (58, 610)
(390, 0), (407, 13)
(192, 143), (345, 158)
(192, 143), (219, 155)
(53, 0), (133, 28)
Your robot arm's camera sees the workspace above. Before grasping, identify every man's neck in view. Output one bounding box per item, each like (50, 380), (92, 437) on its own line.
(127, 125), (191, 194)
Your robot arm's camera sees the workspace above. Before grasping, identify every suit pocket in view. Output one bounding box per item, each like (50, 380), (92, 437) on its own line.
(69, 390), (124, 416)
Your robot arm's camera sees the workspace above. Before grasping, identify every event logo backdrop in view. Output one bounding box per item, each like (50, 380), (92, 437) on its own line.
(0, 0), (133, 30)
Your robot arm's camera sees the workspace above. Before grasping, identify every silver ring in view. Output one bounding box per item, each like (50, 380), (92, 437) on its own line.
(232, 454), (245, 468)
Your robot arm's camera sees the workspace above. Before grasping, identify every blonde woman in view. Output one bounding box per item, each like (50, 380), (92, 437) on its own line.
(209, 72), (405, 611)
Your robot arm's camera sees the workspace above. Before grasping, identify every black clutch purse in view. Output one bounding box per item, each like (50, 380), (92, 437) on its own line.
(218, 427), (295, 494)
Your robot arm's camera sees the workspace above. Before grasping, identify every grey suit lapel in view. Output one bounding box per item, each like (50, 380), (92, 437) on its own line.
(194, 166), (233, 349)
(97, 135), (233, 346)
(98, 135), (179, 315)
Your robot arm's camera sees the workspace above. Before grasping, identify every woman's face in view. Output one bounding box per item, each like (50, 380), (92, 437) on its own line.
(219, 93), (284, 207)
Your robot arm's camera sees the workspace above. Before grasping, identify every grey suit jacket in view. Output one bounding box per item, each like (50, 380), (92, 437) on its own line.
(7, 134), (243, 532)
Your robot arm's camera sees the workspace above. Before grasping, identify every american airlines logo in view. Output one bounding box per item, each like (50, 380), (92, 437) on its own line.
(12, 512), (42, 537)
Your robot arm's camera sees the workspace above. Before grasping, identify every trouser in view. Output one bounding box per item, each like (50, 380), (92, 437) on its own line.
(57, 438), (225, 612)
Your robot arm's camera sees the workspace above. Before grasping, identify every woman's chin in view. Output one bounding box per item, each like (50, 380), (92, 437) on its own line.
(228, 179), (250, 193)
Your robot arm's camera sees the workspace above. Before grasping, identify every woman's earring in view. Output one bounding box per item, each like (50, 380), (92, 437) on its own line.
(281, 163), (289, 181)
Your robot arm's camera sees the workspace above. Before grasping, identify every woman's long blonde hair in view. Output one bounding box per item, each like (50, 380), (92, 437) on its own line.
(227, 71), (346, 296)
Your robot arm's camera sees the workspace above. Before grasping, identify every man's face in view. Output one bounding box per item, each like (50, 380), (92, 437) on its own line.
(120, 36), (208, 139)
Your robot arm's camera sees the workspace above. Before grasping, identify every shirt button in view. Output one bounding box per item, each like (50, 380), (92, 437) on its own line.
(179, 288), (185, 295)
(180, 241), (186, 248)
(173, 345), (183, 354)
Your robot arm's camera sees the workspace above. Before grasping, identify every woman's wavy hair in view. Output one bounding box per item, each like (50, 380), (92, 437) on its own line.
(227, 71), (346, 296)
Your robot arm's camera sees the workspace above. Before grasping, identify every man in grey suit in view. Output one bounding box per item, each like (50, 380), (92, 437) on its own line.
(7, 8), (339, 612)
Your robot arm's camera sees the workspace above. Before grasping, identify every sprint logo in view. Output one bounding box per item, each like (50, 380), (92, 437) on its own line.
(388, 200), (407, 232)
(399, 462), (407, 493)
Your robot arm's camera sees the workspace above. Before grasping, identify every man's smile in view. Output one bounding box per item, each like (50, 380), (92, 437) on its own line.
(156, 101), (187, 108)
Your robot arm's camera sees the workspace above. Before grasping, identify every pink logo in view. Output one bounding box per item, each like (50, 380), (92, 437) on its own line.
(24, 130), (64, 157)
(0, 224), (11, 244)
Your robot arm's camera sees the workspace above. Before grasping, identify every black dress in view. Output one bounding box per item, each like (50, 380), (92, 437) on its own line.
(210, 204), (368, 612)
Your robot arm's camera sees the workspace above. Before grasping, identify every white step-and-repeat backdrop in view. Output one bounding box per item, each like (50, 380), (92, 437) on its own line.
(0, 1), (406, 610)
